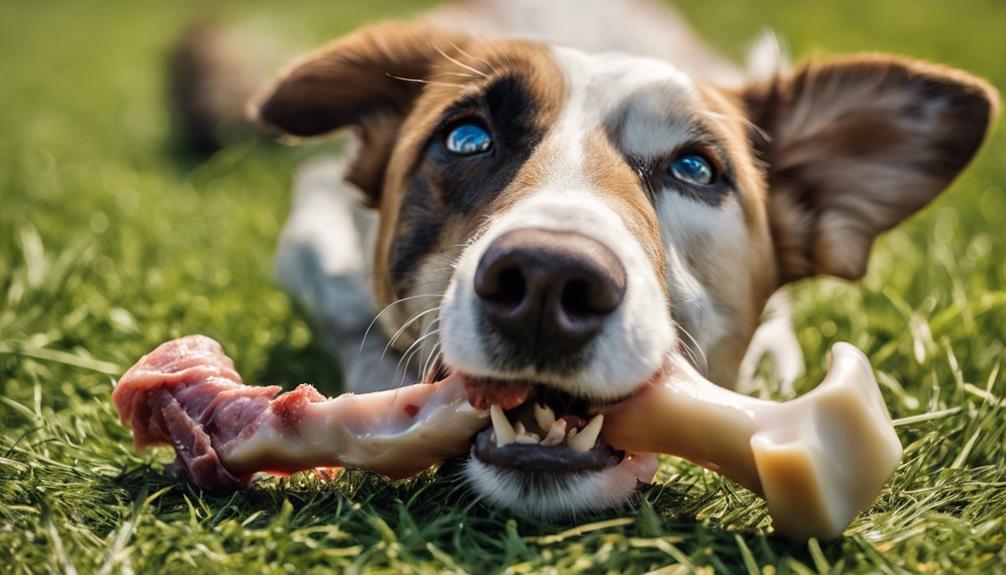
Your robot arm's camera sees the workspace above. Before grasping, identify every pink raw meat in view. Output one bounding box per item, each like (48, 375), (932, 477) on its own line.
(113, 335), (488, 491)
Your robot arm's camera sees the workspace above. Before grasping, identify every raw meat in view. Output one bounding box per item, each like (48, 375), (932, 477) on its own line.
(113, 335), (488, 491)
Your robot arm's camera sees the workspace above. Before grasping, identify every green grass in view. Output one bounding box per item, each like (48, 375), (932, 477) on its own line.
(2, 0), (1005, 572)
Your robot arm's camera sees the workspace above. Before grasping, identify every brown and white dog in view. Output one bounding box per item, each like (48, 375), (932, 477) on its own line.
(185, 0), (997, 517)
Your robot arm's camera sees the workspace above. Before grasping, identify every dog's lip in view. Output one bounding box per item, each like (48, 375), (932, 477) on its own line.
(471, 426), (623, 472)
(422, 359), (671, 474)
(423, 359), (657, 407)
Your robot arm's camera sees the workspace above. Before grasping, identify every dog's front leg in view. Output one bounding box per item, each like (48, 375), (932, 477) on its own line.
(737, 291), (805, 394)
(274, 153), (408, 393)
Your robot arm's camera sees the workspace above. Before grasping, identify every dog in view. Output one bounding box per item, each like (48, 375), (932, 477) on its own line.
(175, 0), (997, 518)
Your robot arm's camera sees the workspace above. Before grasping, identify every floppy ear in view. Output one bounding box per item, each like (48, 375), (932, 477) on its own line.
(744, 54), (998, 282)
(255, 22), (468, 204)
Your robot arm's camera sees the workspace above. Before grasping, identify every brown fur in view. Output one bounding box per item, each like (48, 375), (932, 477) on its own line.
(256, 22), (471, 203)
(743, 54), (999, 282)
(584, 131), (666, 276)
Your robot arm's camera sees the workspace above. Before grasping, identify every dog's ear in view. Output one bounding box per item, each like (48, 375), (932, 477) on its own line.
(254, 22), (468, 204)
(743, 54), (998, 282)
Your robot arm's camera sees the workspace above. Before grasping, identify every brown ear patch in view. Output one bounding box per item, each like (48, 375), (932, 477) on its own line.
(745, 54), (998, 281)
(253, 22), (474, 204)
(255, 22), (469, 138)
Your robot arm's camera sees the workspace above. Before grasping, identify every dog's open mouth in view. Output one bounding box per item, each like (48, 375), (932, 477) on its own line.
(425, 362), (644, 475)
(422, 362), (663, 517)
(472, 382), (624, 471)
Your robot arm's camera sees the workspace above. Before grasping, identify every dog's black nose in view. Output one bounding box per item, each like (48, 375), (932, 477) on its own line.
(474, 228), (626, 355)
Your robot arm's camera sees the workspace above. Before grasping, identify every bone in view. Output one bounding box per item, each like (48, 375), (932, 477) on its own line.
(601, 342), (903, 541)
(224, 376), (488, 479)
(113, 335), (488, 490)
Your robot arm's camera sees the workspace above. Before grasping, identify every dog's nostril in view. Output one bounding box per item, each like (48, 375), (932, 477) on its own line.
(492, 266), (526, 308)
(560, 279), (592, 318)
(474, 259), (528, 312)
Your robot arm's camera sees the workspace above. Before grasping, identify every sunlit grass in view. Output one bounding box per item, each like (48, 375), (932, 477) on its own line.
(1, 0), (1004, 572)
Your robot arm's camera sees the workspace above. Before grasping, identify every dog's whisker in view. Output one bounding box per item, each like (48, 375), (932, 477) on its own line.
(382, 306), (442, 362)
(430, 71), (483, 80)
(385, 73), (466, 89)
(433, 43), (490, 79)
(417, 324), (444, 379)
(358, 293), (442, 358)
(393, 334), (429, 387)
(444, 35), (496, 76)
(394, 327), (442, 387)
(420, 346), (443, 383)
(675, 324), (709, 374)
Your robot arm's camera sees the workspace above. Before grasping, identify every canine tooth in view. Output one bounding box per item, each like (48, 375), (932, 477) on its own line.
(516, 433), (540, 444)
(568, 414), (603, 453)
(533, 403), (555, 431)
(490, 405), (516, 447)
(541, 420), (567, 446)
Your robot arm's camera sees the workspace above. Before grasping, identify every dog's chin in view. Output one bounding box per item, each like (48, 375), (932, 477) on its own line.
(463, 452), (660, 518)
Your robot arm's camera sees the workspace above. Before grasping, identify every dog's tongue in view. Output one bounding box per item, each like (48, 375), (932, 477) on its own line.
(463, 377), (533, 410)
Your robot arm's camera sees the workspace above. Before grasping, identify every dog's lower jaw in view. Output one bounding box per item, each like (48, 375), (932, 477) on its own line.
(463, 452), (659, 518)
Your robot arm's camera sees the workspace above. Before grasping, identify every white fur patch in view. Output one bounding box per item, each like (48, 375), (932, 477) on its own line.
(550, 47), (699, 165)
(737, 292), (805, 394)
(655, 192), (750, 366)
(463, 458), (639, 518)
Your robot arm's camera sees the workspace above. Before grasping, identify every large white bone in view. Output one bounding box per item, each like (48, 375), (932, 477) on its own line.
(602, 342), (903, 540)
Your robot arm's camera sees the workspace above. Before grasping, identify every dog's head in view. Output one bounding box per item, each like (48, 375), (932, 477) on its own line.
(257, 21), (996, 517)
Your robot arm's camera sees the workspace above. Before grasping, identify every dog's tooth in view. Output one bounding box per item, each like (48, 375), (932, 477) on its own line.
(514, 421), (541, 444)
(490, 405), (516, 447)
(533, 402), (555, 432)
(515, 433), (540, 444)
(568, 414), (604, 453)
(541, 419), (567, 446)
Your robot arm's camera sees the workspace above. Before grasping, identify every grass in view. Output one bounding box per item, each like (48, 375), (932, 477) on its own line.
(1, 0), (1005, 572)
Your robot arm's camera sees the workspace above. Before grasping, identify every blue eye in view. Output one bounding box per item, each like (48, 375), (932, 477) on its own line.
(669, 153), (715, 186)
(445, 123), (493, 155)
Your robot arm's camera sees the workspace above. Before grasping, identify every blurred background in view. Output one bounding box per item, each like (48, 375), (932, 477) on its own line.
(1, 1), (1004, 571)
